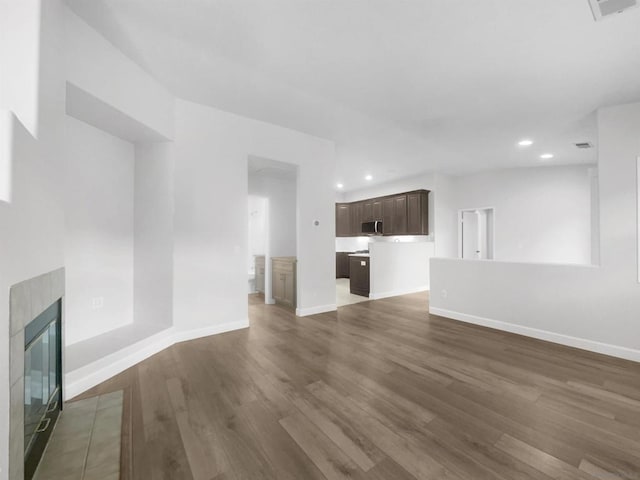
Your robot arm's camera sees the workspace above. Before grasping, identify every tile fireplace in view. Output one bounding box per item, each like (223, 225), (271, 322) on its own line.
(8, 268), (64, 480)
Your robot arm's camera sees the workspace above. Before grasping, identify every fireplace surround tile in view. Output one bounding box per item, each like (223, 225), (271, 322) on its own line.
(9, 330), (24, 386)
(50, 268), (65, 303)
(9, 378), (24, 480)
(29, 273), (53, 320)
(9, 280), (31, 337)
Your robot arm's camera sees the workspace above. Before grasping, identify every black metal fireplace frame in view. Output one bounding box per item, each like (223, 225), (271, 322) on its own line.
(24, 300), (62, 480)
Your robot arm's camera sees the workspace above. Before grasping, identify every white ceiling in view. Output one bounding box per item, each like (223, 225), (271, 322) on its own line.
(65, 0), (640, 191)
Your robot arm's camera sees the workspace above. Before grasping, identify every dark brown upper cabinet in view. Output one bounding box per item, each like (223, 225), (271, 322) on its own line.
(335, 189), (429, 237)
(382, 197), (395, 235)
(372, 200), (382, 221)
(393, 195), (408, 234)
(350, 202), (364, 235)
(336, 203), (351, 237)
(362, 201), (374, 222)
(407, 191), (429, 235)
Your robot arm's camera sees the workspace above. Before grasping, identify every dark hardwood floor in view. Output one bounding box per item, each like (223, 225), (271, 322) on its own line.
(76, 292), (640, 480)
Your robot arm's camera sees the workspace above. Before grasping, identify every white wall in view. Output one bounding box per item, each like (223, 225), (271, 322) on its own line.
(430, 101), (640, 362)
(248, 195), (267, 272)
(64, 116), (135, 344)
(63, 6), (174, 140)
(249, 174), (297, 257)
(335, 236), (371, 252)
(134, 142), (174, 329)
(432, 173), (457, 257)
(452, 165), (593, 265)
(370, 242), (435, 299)
(0, 0), (41, 137)
(335, 235), (431, 253)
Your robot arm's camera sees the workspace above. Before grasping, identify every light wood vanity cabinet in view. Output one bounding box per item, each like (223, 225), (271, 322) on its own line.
(272, 257), (296, 308)
(254, 256), (265, 293)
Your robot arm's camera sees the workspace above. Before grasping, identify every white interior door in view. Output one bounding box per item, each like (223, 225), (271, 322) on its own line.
(462, 211), (480, 259)
(460, 208), (494, 260)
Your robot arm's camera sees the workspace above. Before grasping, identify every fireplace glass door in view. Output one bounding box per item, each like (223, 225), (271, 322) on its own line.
(24, 300), (62, 480)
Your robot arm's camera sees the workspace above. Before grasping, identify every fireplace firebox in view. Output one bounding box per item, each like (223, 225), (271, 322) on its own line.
(24, 300), (62, 480)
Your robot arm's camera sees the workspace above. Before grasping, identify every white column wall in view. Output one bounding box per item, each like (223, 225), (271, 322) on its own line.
(134, 142), (175, 329)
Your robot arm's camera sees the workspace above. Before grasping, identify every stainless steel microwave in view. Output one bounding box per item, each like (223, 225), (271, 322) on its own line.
(361, 221), (383, 235)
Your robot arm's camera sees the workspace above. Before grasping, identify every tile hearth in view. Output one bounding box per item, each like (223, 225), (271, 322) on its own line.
(34, 390), (123, 480)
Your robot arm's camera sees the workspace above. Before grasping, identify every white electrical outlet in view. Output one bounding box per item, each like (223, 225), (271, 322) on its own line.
(91, 297), (104, 309)
(441, 289), (448, 299)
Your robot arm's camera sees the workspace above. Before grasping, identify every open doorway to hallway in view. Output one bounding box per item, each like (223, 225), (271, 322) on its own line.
(247, 156), (298, 309)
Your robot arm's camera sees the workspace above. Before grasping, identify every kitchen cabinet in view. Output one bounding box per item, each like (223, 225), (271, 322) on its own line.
(373, 200), (382, 222)
(335, 189), (429, 237)
(349, 256), (370, 297)
(255, 256), (265, 293)
(272, 257), (296, 308)
(362, 201), (374, 222)
(393, 195), (408, 234)
(336, 204), (351, 237)
(382, 197), (395, 235)
(350, 202), (364, 235)
(336, 252), (351, 278)
(407, 191), (429, 235)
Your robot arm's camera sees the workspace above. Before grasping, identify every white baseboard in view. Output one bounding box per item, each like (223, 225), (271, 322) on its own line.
(296, 303), (337, 317)
(429, 307), (640, 363)
(370, 285), (429, 300)
(64, 319), (249, 400)
(173, 319), (249, 343)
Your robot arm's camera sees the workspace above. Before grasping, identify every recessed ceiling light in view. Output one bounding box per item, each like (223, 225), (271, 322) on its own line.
(518, 139), (533, 146)
(365, 175), (373, 181)
(540, 153), (554, 160)
(336, 183), (344, 189)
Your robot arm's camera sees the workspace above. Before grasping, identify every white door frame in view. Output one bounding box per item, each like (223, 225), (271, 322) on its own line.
(637, 157), (640, 283)
(458, 207), (496, 259)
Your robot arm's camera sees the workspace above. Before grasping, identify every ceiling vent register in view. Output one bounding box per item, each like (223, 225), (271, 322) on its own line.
(589, 0), (638, 21)
(575, 142), (594, 149)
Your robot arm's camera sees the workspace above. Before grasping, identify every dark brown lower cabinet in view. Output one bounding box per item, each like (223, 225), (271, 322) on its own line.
(336, 252), (351, 278)
(349, 256), (370, 297)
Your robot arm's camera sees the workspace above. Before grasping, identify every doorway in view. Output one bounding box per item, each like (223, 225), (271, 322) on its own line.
(459, 208), (494, 260)
(247, 156), (298, 307)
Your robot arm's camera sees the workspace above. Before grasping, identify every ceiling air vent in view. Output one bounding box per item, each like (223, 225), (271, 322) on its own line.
(589, 0), (638, 21)
(575, 142), (594, 149)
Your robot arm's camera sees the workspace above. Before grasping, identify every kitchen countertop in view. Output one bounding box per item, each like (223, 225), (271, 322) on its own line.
(348, 253), (370, 258)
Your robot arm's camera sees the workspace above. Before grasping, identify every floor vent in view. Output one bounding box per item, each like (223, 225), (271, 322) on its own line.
(575, 142), (594, 149)
(589, 0), (638, 21)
